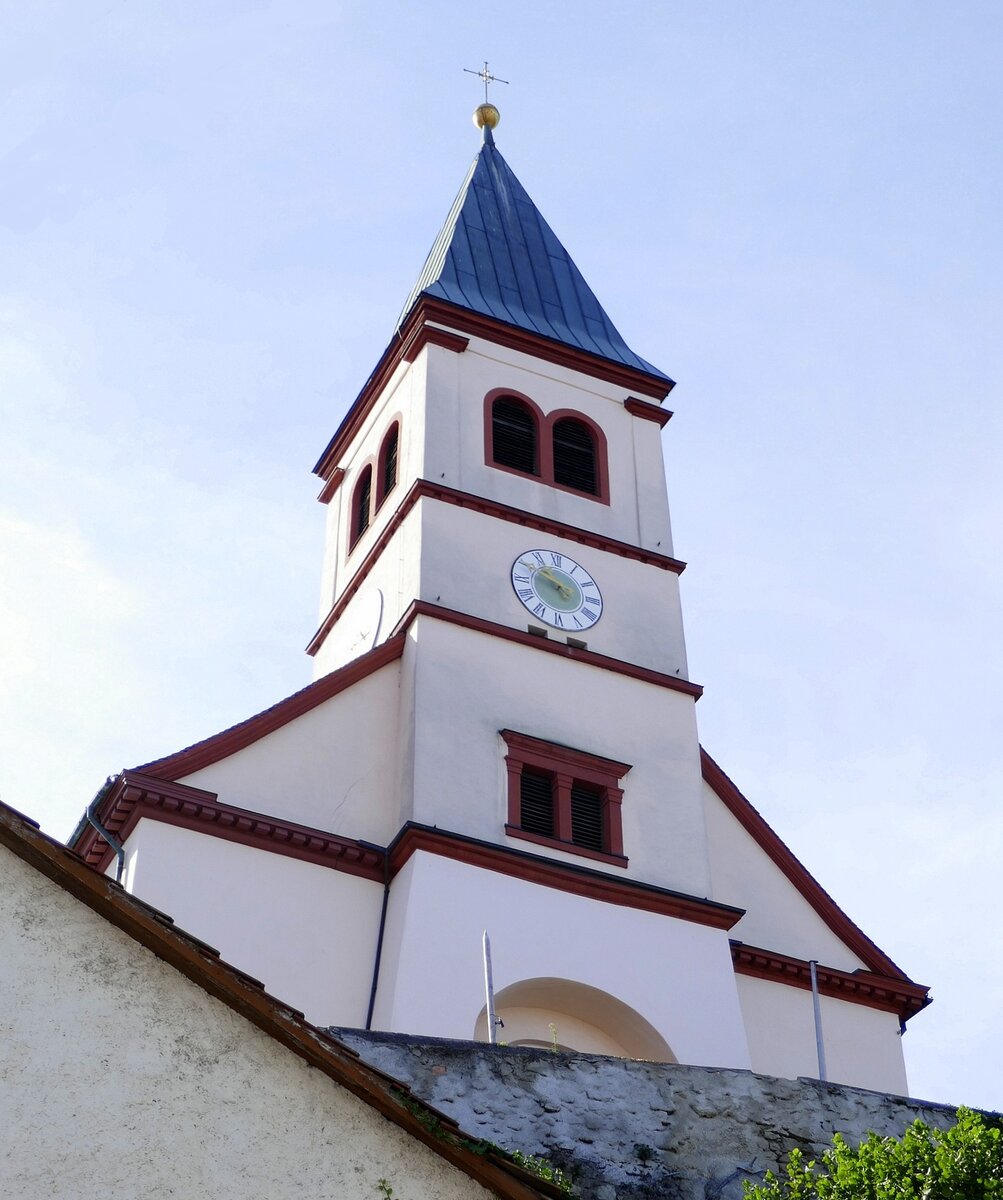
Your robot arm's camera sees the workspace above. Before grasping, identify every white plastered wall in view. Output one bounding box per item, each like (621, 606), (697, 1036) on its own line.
(422, 332), (675, 555)
(0, 843), (493, 1200)
(314, 328), (681, 680)
(123, 820), (383, 1026)
(407, 614), (710, 898)
(176, 658), (402, 844)
(417, 496), (688, 676)
(702, 778), (869, 971)
(373, 851), (751, 1070)
(736, 973), (908, 1095)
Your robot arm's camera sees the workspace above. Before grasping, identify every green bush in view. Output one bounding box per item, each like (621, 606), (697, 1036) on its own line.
(745, 1108), (1003, 1199)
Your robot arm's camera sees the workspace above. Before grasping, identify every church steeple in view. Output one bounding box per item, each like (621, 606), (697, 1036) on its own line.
(396, 113), (672, 387)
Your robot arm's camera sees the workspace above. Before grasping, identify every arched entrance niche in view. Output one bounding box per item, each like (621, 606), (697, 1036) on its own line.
(473, 977), (676, 1063)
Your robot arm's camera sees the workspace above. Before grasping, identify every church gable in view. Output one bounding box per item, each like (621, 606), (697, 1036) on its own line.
(701, 748), (911, 980)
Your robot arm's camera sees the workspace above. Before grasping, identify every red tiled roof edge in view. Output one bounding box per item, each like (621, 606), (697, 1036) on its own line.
(0, 801), (556, 1200)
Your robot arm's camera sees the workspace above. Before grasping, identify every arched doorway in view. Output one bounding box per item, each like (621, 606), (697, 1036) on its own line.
(473, 977), (676, 1062)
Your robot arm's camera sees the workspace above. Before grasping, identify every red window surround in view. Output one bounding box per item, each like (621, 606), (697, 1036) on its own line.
(349, 460), (374, 551)
(483, 388), (610, 505)
(347, 417), (403, 555)
(501, 729), (630, 867)
(375, 418), (401, 510)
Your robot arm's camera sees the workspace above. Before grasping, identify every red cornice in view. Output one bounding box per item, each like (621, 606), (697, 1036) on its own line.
(500, 729), (632, 780)
(730, 942), (931, 1022)
(389, 824), (743, 931)
(401, 322), (470, 362)
(415, 298), (674, 400)
(132, 636), (405, 783)
(2, 803), (555, 1200)
(624, 397), (673, 427)
(61, 781), (931, 1023)
(314, 297), (672, 480)
(307, 477), (687, 658)
(392, 600), (703, 700)
(74, 771), (385, 881)
(317, 467), (345, 505)
(701, 748), (913, 983)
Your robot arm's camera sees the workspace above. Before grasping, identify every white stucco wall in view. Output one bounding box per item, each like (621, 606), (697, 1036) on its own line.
(373, 851), (751, 1071)
(123, 820), (383, 1026)
(735, 973), (908, 1095)
(0, 844), (494, 1200)
(316, 331), (681, 686)
(701, 778), (868, 971)
(421, 333), (674, 554)
(178, 657), (402, 844)
(407, 614), (710, 899)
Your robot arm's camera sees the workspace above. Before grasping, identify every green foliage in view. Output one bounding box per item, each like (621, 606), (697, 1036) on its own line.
(744, 1108), (1003, 1200)
(510, 1150), (573, 1193)
(388, 1086), (572, 1194)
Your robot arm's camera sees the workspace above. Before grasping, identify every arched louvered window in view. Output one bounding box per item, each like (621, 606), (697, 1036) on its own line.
(351, 465), (373, 548)
(377, 422), (399, 507)
(491, 396), (538, 476)
(552, 417), (598, 495)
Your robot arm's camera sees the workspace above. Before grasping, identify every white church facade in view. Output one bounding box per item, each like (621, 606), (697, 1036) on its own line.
(70, 105), (928, 1095)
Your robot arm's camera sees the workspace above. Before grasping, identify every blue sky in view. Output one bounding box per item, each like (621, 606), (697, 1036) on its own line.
(2, 2), (1001, 1111)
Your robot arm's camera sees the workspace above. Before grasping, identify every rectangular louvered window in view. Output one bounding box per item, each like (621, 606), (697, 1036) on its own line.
(502, 730), (630, 867)
(519, 768), (554, 838)
(570, 781), (604, 852)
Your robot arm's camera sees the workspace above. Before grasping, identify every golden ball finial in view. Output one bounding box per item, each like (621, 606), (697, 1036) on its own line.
(473, 103), (500, 131)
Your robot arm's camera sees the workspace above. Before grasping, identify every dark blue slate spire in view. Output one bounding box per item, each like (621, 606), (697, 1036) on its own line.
(397, 129), (670, 383)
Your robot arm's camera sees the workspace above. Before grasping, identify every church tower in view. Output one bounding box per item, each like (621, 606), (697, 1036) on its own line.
(70, 105), (928, 1091)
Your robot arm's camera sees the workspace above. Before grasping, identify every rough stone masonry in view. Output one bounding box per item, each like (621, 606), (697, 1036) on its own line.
(332, 1031), (966, 1200)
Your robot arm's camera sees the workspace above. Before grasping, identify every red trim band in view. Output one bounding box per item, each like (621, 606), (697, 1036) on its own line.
(314, 297), (671, 480)
(135, 637), (406, 782)
(624, 397), (673, 428)
(702, 748), (912, 983)
(74, 771), (385, 882)
(731, 942), (930, 1020)
(392, 600), (703, 699)
(390, 824), (741, 930)
(307, 478), (686, 658)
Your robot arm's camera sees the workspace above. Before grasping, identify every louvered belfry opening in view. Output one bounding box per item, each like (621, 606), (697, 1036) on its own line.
(570, 781), (605, 852)
(519, 767), (555, 837)
(380, 424), (399, 500)
(552, 417), (597, 494)
(492, 397), (538, 475)
(353, 466), (372, 543)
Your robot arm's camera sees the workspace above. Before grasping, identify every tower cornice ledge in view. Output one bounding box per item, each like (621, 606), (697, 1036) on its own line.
(313, 297), (672, 482)
(307, 478), (687, 656)
(389, 599), (703, 699)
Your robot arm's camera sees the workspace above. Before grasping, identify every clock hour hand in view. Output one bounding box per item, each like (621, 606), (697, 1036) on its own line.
(517, 559), (573, 599)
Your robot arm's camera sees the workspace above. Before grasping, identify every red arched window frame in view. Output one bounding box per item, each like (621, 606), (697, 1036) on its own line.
(484, 389), (544, 481)
(547, 408), (609, 504)
(376, 419), (401, 510)
(483, 390), (610, 504)
(349, 461), (374, 551)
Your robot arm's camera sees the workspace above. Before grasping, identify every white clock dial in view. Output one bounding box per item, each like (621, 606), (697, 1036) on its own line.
(510, 549), (603, 632)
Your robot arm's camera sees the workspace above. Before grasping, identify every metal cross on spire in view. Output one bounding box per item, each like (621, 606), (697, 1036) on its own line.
(464, 61), (509, 104)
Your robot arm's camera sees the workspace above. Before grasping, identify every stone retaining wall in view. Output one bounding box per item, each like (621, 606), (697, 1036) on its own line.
(332, 1031), (962, 1200)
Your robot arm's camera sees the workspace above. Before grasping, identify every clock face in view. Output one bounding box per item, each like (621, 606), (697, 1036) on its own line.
(511, 549), (603, 631)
